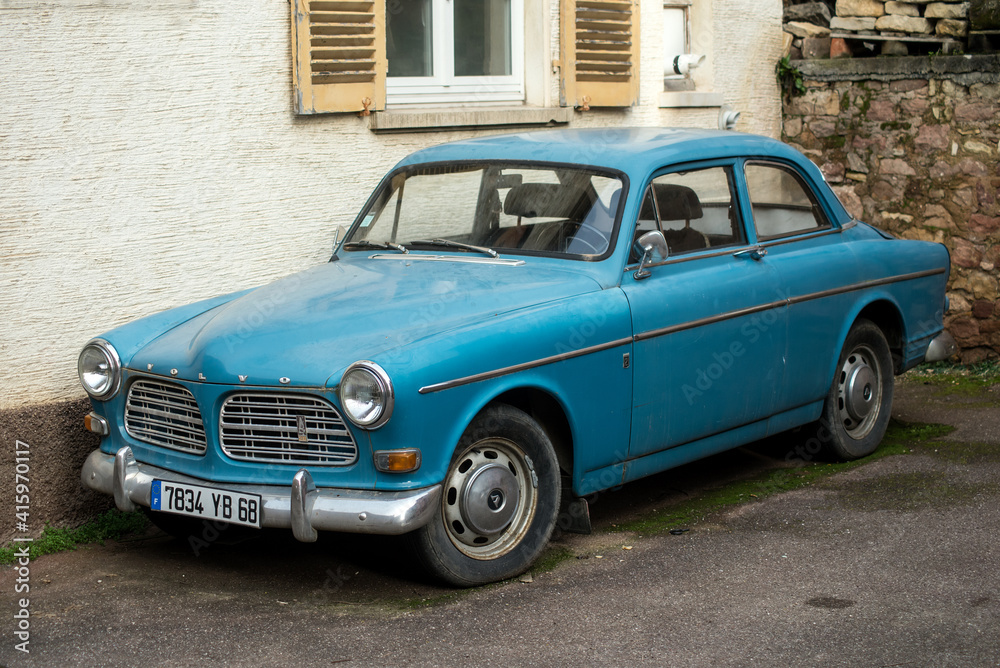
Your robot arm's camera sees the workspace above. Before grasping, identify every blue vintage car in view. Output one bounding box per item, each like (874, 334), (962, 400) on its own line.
(79, 128), (955, 585)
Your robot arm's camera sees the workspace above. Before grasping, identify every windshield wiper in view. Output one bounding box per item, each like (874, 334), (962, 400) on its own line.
(343, 240), (408, 254)
(408, 239), (499, 259)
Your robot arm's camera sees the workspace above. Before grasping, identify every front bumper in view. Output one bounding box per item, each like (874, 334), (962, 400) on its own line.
(82, 447), (441, 542)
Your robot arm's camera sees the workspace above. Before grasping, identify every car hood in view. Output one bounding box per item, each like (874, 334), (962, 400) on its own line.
(127, 256), (604, 386)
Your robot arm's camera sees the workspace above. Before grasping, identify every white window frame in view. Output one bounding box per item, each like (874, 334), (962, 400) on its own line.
(387, 0), (525, 106)
(663, 0), (692, 86)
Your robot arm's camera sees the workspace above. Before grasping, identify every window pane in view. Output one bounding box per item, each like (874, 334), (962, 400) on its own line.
(663, 6), (687, 75)
(348, 164), (624, 259)
(648, 167), (744, 255)
(454, 0), (512, 77)
(745, 164), (827, 239)
(387, 0), (433, 77)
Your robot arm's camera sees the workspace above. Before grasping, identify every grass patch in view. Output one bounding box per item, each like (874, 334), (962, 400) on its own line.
(0, 509), (148, 565)
(610, 420), (952, 536)
(906, 361), (1000, 398)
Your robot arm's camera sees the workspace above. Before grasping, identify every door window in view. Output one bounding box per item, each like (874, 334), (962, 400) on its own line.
(632, 166), (744, 261)
(744, 163), (830, 240)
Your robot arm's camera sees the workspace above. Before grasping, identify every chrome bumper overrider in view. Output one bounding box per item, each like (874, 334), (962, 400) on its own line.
(924, 330), (957, 362)
(81, 447), (441, 542)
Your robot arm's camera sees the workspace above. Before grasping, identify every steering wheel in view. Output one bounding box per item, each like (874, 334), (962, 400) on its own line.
(565, 222), (609, 255)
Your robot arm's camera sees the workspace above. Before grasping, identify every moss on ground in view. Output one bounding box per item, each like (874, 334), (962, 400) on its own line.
(609, 421), (954, 536)
(918, 440), (1000, 465)
(830, 470), (991, 512)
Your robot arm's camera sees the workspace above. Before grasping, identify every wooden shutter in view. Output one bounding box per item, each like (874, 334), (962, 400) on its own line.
(291, 0), (386, 114)
(560, 0), (640, 108)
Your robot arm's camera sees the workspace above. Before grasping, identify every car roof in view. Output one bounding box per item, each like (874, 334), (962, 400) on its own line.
(394, 127), (810, 176)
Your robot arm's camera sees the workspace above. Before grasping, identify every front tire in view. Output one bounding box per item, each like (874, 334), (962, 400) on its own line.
(818, 319), (894, 460)
(408, 404), (561, 586)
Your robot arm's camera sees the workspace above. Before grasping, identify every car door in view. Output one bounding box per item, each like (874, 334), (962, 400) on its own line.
(620, 161), (788, 460)
(739, 160), (864, 420)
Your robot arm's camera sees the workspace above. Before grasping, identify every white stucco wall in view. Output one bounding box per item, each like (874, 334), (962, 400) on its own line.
(0, 0), (781, 409)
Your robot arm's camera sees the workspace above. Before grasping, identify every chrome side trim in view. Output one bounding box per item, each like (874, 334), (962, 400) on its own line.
(634, 298), (788, 342)
(369, 254), (526, 266)
(759, 226), (839, 248)
(785, 268), (946, 306)
(419, 267), (948, 395)
(635, 267), (947, 342)
(83, 447), (441, 537)
(624, 245), (745, 272)
(418, 336), (633, 394)
(623, 227), (845, 272)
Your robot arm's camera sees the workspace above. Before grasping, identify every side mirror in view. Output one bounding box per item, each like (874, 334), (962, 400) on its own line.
(633, 230), (668, 280)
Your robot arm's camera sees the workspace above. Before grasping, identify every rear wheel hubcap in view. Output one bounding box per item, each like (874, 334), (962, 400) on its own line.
(837, 344), (882, 439)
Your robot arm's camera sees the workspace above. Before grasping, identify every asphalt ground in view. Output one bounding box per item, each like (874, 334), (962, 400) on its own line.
(2, 372), (999, 667)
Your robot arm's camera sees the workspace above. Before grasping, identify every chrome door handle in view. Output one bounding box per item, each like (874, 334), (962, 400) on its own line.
(733, 246), (767, 261)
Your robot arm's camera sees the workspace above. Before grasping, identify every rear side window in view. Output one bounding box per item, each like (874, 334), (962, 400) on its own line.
(744, 163), (830, 240)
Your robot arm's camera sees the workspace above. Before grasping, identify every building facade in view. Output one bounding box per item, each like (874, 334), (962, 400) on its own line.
(0, 0), (782, 533)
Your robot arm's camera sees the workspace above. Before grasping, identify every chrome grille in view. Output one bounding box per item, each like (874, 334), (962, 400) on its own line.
(219, 394), (357, 466)
(125, 379), (207, 454)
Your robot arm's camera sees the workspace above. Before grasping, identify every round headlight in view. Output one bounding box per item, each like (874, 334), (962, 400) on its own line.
(78, 339), (122, 400)
(339, 361), (394, 429)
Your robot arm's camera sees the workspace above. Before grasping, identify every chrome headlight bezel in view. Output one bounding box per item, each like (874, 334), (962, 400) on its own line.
(339, 360), (394, 430)
(78, 339), (122, 401)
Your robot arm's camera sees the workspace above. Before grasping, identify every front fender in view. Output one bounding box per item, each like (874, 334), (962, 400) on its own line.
(365, 287), (634, 493)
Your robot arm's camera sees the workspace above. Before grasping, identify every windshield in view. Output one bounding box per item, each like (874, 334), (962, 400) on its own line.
(345, 163), (625, 258)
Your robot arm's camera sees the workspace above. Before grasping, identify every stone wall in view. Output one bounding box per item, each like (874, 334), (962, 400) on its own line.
(783, 0), (971, 59)
(782, 56), (1000, 362)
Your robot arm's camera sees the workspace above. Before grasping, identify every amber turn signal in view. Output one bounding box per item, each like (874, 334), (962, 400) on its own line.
(373, 449), (421, 473)
(84, 412), (110, 436)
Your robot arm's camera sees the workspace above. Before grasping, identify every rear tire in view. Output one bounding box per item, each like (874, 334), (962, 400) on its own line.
(818, 319), (894, 460)
(408, 404), (561, 586)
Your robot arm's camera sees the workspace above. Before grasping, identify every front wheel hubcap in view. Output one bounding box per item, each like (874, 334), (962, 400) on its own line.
(460, 464), (519, 535)
(443, 439), (537, 560)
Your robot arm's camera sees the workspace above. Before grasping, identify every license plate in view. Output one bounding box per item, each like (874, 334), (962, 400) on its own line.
(150, 480), (262, 529)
